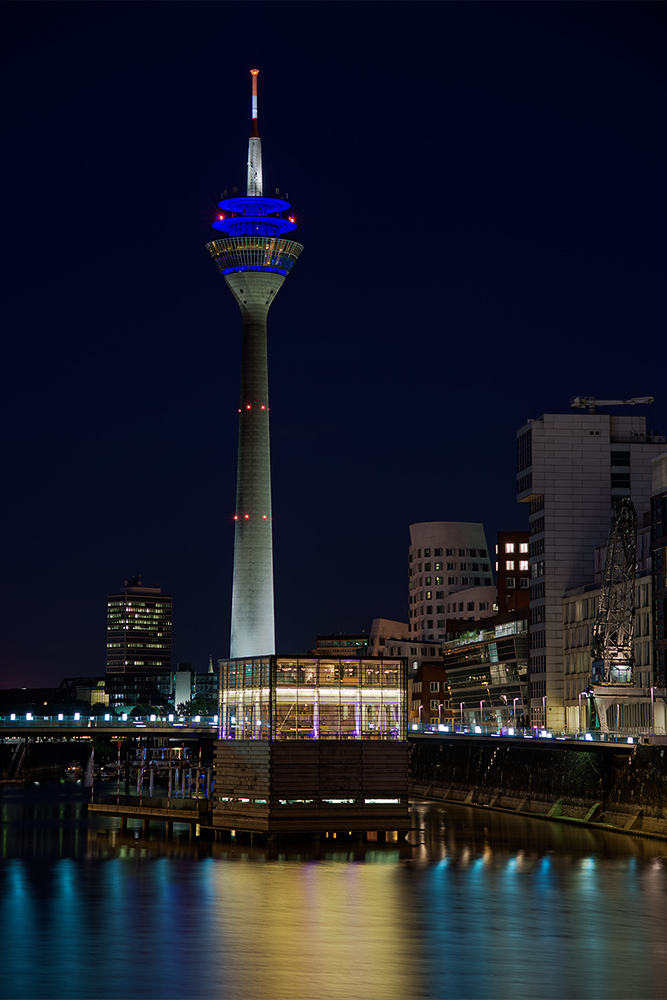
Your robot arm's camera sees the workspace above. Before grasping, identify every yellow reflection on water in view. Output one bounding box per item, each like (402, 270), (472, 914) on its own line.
(208, 862), (412, 1000)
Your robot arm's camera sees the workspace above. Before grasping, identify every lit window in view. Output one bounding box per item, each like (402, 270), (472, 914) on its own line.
(520, 543), (528, 553)
(520, 560), (529, 571)
(505, 543), (515, 554)
(506, 560), (514, 570)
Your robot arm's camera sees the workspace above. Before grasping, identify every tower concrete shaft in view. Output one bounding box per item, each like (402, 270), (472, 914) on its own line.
(227, 271), (285, 657)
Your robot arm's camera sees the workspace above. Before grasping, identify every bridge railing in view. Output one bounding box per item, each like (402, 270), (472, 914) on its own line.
(409, 722), (656, 745)
(0, 714), (219, 731)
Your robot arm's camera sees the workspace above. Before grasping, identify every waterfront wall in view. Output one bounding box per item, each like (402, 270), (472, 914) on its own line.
(410, 738), (667, 837)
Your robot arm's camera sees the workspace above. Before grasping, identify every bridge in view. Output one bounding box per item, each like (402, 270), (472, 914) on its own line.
(1, 713), (664, 746)
(0, 713), (220, 738)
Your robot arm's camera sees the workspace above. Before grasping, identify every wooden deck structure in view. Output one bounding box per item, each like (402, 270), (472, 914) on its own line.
(213, 740), (410, 835)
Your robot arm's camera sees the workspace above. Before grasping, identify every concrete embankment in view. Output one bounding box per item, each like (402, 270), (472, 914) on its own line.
(409, 737), (667, 839)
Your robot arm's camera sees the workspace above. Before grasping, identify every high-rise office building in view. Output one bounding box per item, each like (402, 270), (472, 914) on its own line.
(652, 453), (667, 688)
(105, 576), (173, 708)
(206, 71), (303, 658)
(106, 577), (172, 674)
(408, 522), (495, 640)
(516, 408), (665, 728)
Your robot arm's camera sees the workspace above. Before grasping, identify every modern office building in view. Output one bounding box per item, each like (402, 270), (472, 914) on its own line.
(206, 70), (303, 659)
(214, 652), (410, 835)
(441, 608), (529, 728)
(516, 406), (665, 728)
(312, 634), (369, 656)
(105, 577), (173, 709)
(106, 577), (172, 675)
(408, 522), (495, 640)
(652, 453), (667, 687)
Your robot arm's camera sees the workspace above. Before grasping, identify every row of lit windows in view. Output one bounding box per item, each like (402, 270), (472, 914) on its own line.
(504, 560), (529, 571)
(107, 602), (172, 609)
(410, 547), (487, 561)
(500, 543), (528, 554)
(106, 642), (170, 649)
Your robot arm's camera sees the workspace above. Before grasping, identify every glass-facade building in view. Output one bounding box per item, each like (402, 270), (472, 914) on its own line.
(218, 656), (407, 740)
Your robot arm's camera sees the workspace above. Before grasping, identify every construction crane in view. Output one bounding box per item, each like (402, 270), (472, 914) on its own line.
(570, 396), (654, 412)
(591, 497), (636, 688)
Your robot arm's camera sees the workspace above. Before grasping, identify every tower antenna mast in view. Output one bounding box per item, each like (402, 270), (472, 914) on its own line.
(247, 68), (262, 197)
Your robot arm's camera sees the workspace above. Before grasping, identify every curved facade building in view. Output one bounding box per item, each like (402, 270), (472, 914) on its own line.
(408, 522), (495, 640)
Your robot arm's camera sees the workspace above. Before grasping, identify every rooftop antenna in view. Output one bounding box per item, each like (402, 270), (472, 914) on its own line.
(247, 69), (263, 197)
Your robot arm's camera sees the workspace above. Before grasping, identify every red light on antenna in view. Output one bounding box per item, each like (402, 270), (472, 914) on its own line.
(261, 405), (265, 410)
(233, 515), (238, 520)
(244, 514), (249, 519)
(246, 404), (251, 409)
(250, 69), (259, 76)
(262, 515), (267, 519)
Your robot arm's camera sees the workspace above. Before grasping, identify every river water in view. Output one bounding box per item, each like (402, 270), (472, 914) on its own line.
(2, 783), (667, 1000)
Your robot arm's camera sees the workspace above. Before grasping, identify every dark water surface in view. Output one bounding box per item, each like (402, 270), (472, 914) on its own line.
(2, 784), (667, 1000)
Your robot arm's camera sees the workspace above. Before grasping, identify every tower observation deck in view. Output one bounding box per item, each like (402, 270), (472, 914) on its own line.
(207, 71), (303, 659)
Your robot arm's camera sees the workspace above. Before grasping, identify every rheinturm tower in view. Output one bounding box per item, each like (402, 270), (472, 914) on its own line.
(207, 71), (303, 658)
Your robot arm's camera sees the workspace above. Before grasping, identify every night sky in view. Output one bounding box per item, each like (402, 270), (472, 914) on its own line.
(2, 3), (665, 688)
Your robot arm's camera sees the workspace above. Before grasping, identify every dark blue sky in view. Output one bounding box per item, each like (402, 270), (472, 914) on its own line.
(2, 2), (665, 687)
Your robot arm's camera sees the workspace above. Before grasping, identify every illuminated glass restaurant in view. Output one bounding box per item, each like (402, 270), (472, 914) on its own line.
(217, 655), (407, 740)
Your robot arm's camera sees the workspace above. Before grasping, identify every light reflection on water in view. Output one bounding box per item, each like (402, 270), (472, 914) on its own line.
(1, 787), (667, 1000)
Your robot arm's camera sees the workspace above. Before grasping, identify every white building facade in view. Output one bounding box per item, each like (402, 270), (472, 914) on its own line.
(516, 411), (665, 729)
